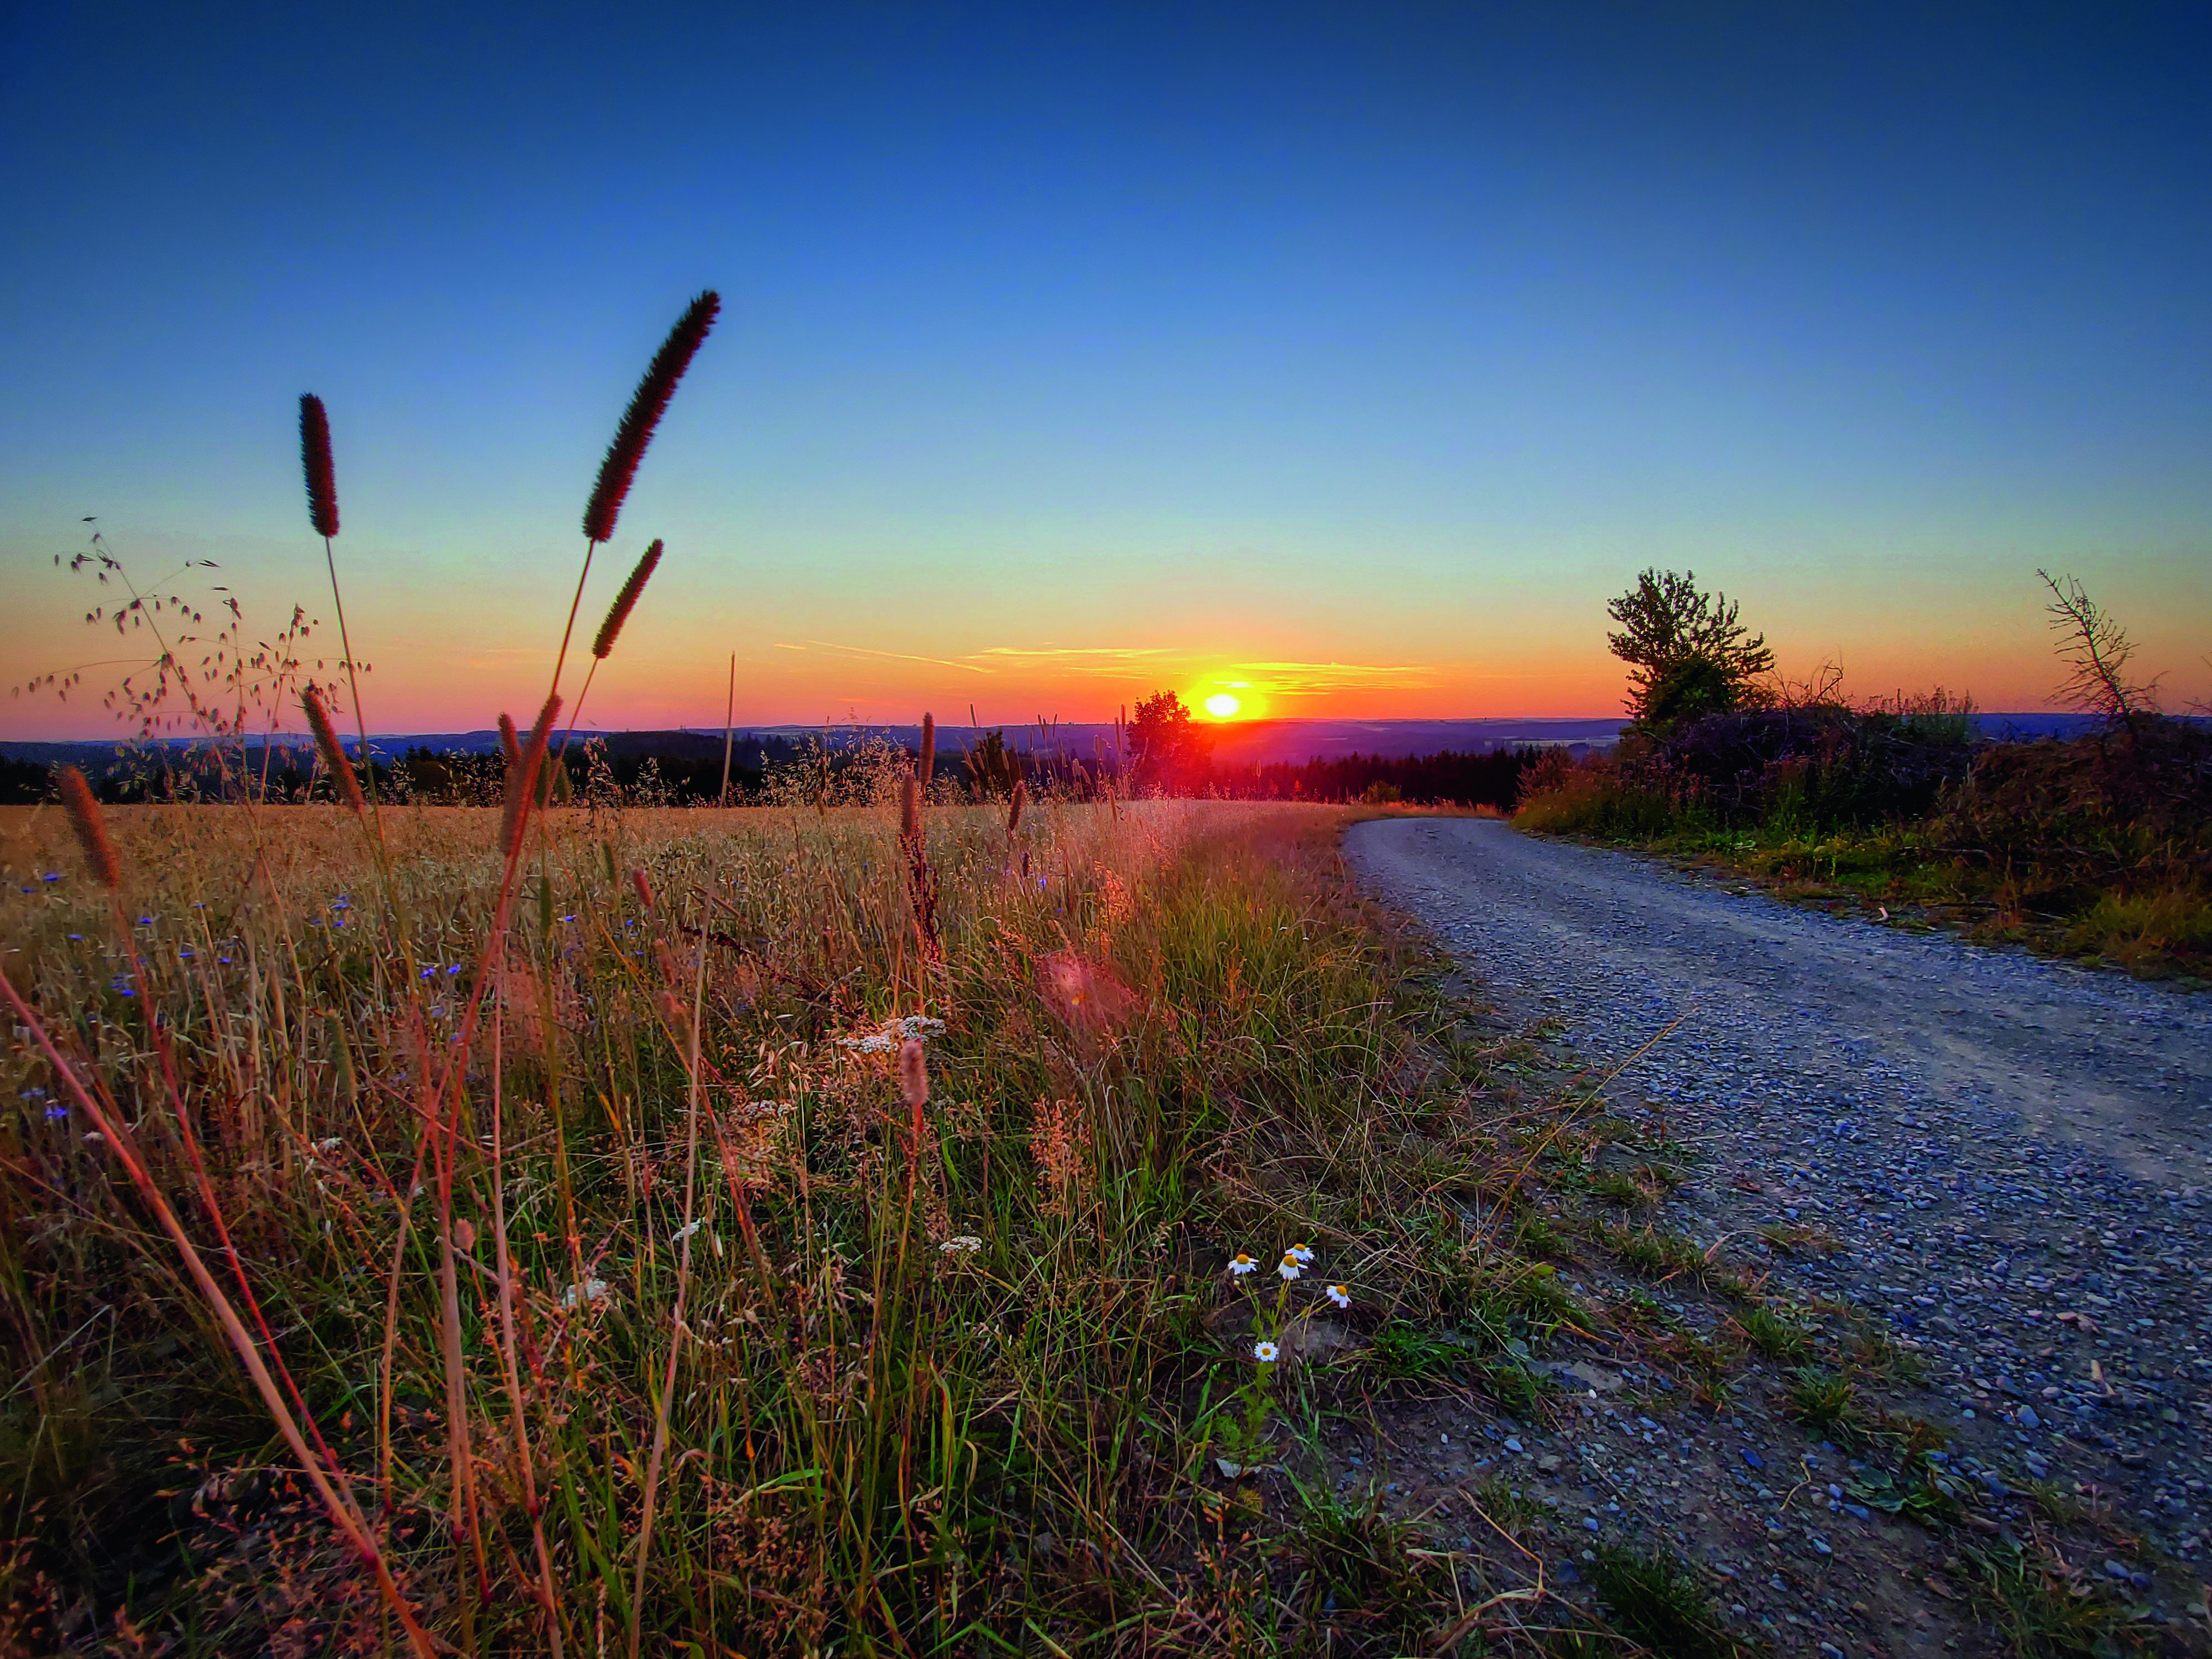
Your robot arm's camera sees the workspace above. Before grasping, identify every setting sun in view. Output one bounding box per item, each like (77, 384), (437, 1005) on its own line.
(1203, 692), (1241, 719)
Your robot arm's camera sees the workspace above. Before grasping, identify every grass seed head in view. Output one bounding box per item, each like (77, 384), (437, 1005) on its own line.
(917, 713), (935, 784)
(582, 290), (720, 543)
(57, 765), (121, 889)
(498, 694), (561, 858)
(1007, 776), (1026, 837)
(592, 539), (662, 660)
(301, 685), (365, 815)
(298, 393), (339, 539)
(898, 1035), (928, 1117)
(497, 713), (520, 767)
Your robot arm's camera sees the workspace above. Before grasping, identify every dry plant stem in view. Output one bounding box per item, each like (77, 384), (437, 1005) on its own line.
(547, 538), (598, 710)
(0, 970), (439, 1659)
(322, 533), (387, 844)
(628, 914), (710, 1658)
(491, 1009), (567, 1656)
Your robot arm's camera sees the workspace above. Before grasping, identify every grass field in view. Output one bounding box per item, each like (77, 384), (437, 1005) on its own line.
(4, 792), (1626, 1655)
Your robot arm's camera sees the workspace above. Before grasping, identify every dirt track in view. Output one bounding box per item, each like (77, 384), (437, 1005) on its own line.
(1346, 816), (2212, 1648)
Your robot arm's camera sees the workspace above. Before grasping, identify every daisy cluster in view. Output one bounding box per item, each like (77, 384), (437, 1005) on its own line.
(1225, 1241), (1353, 1361)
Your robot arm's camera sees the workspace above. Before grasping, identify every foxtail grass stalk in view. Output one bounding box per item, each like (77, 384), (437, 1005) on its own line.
(489, 1006), (567, 1655)
(302, 686), (365, 814)
(0, 977), (438, 1659)
(299, 394), (385, 842)
(629, 910), (711, 1658)
(553, 292), (719, 711)
(719, 651), (735, 805)
(555, 540), (664, 780)
(57, 766), (119, 889)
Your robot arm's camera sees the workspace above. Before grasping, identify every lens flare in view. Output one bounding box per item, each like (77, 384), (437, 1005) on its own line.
(1203, 692), (1241, 719)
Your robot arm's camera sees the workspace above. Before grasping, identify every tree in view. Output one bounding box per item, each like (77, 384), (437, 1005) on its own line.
(2039, 569), (2159, 733)
(1605, 568), (1776, 728)
(1126, 691), (1211, 790)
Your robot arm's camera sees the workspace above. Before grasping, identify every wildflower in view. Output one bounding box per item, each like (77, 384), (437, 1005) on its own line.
(1227, 1252), (1258, 1276)
(1253, 1340), (1279, 1363)
(1326, 1284), (1352, 1310)
(672, 1218), (705, 1243)
(44, 1105), (67, 1122)
(561, 1278), (611, 1310)
(1277, 1254), (1302, 1281)
(1287, 1243), (1315, 1264)
(940, 1235), (982, 1254)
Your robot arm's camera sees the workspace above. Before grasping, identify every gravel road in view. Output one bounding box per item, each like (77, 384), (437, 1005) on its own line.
(1347, 816), (2212, 1635)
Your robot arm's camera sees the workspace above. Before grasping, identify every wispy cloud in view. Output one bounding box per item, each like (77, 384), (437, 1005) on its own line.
(973, 644), (1180, 659)
(1224, 661), (1444, 696)
(774, 639), (993, 675)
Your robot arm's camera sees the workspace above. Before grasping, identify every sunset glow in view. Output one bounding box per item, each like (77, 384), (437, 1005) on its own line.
(1203, 692), (1243, 719)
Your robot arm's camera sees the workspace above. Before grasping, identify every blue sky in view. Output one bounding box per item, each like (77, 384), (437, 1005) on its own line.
(4, 3), (2207, 735)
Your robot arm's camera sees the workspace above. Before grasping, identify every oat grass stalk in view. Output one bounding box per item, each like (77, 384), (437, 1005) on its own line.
(57, 765), (120, 889)
(917, 711), (935, 786)
(302, 686), (366, 814)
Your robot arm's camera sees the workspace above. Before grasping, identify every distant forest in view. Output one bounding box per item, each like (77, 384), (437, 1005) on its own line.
(0, 734), (1541, 810)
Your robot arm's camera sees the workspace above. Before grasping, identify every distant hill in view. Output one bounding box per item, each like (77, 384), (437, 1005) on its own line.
(0, 712), (2132, 780)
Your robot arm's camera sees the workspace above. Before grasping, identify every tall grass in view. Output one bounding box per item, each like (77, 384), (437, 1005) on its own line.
(0, 793), (1506, 1651)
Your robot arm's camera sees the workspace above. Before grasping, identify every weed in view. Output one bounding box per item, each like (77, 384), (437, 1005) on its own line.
(1738, 1305), (1812, 1360)
(1782, 1366), (1859, 1433)
(1956, 1539), (2159, 1658)
(1589, 1542), (1740, 1657)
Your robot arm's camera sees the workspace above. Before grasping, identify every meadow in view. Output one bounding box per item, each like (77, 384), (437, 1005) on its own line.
(3, 787), (1630, 1655)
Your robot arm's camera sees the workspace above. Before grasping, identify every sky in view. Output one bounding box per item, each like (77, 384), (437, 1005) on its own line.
(3, 2), (2208, 740)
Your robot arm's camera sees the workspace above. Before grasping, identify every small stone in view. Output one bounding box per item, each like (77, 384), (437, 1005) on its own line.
(2017, 1405), (2041, 1430)
(1504, 1437), (1524, 1453)
(1585, 1516), (1601, 1532)
(1538, 1453), (1563, 1473)
(1740, 1447), (1764, 1469)
(2103, 1559), (2131, 1580)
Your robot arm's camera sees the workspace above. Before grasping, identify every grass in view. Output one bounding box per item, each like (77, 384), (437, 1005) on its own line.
(0, 791), (1648, 1655)
(1588, 1543), (1743, 1658)
(1516, 773), (2212, 982)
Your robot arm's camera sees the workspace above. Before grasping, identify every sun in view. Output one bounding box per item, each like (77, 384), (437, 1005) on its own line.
(1203, 692), (1242, 719)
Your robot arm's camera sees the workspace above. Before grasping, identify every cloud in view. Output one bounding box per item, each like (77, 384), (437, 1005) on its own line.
(1226, 661), (1444, 696)
(775, 639), (992, 675)
(970, 644), (1183, 675)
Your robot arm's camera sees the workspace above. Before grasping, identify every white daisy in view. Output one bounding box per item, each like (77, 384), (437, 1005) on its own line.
(1287, 1243), (1315, 1264)
(1277, 1254), (1302, 1281)
(1326, 1283), (1351, 1310)
(1253, 1340), (1280, 1363)
(1227, 1252), (1258, 1276)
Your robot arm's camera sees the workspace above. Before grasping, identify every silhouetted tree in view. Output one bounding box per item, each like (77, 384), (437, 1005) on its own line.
(1606, 567), (1775, 729)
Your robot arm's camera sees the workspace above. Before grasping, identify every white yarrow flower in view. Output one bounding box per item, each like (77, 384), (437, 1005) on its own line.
(1227, 1252), (1258, 1276)
(672, 1219), (705, 1243)
(1253, 1340), (1280, 1363)
(1326, 1283), (1351, 1309)
(561, 1278), (611, 1310)
(940, 1235), (983, 1254)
